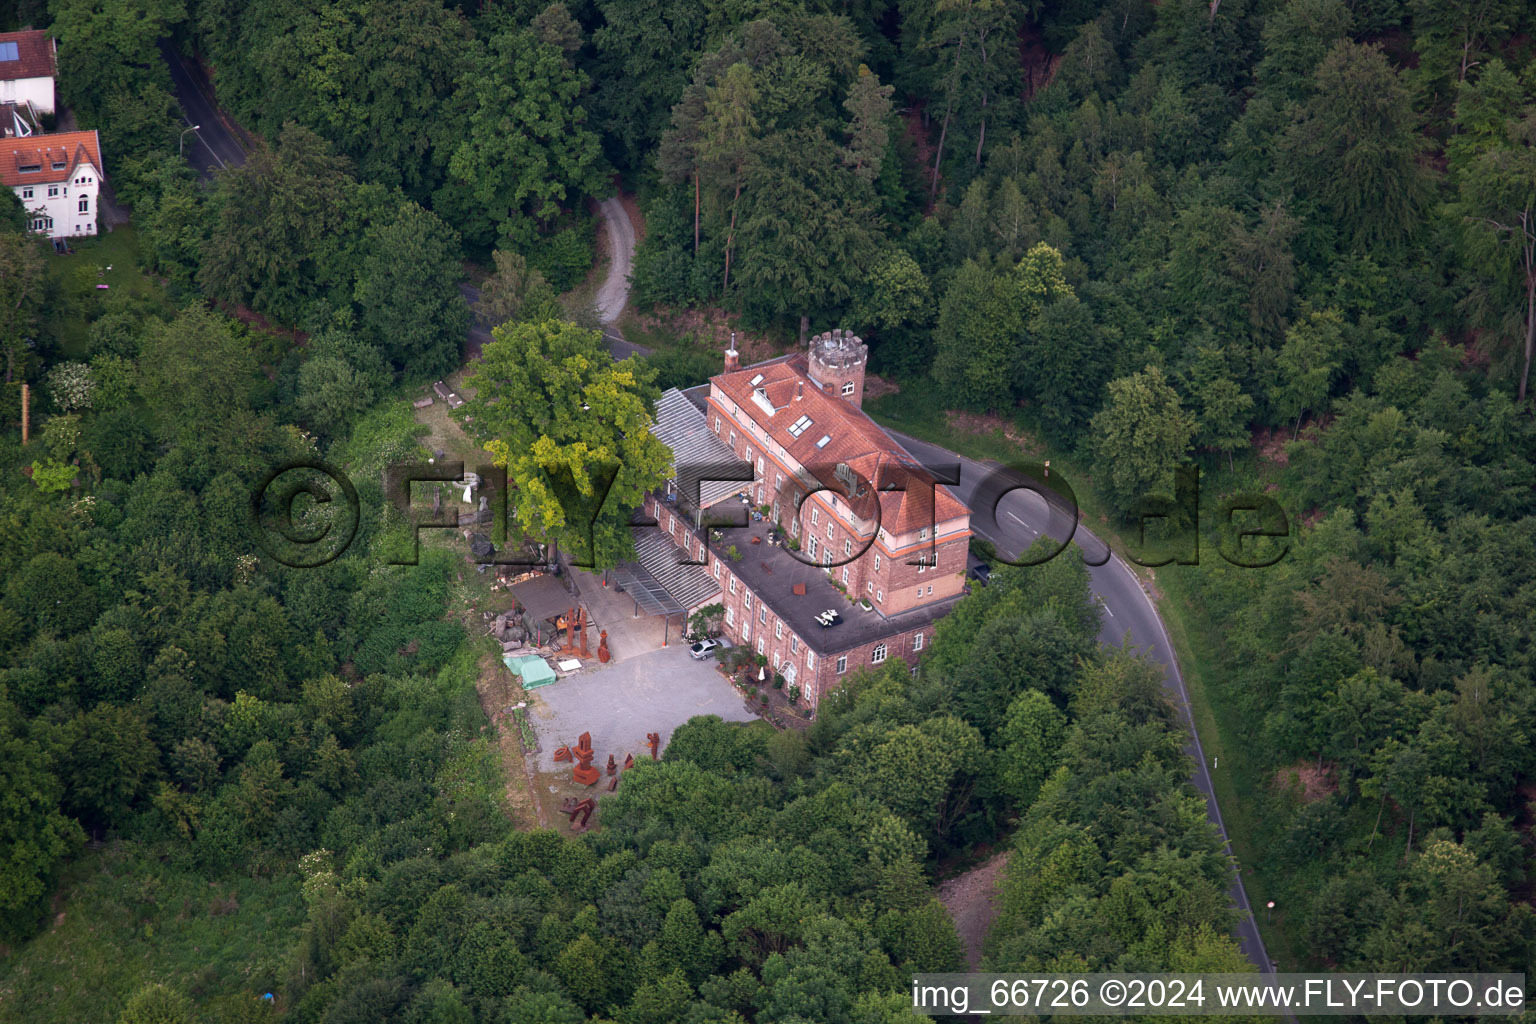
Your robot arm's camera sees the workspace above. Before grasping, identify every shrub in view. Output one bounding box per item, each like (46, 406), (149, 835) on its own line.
(529, 222), (594, 292)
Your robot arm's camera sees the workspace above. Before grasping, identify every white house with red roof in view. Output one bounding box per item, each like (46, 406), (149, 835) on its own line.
(2, 130), (103, 239)
(0, 30), (56, 116)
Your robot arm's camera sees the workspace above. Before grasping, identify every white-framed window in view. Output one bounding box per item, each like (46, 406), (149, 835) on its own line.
(784, 662), (797, 685)
(790, 636), (798, 653)
(756, 637), (765, 654)
(47, 185), (57, 197)
(867, 582), (873, 593)
(759, 606), (767, 625)
(826, 522), (834, 540)
(78, 198), (88, 213)
(927, 585), (933, 595)
(772, 651), (779, 668)
(713, 559), (721, 578)
(841, 381), (855, 396)
(874, 553), (880, 571)
(726, 607), (735, 626)
(836, 655), (847, 674)
(843, 539), (852, 556)
(743, 622), (751, 641)
(808, 536), (819, 559)
(729, 577), (737, 594)
(744, 591), (752, 610)
(790, 517), (799, 537)
(822, 549), (832, 567)
(840, 567), (848, 584)
(806, 651), (815, 670)
(811, 508), (819, 526)
(876, 589), (883, 602)
(772, 501), (779, 521)
(775, 473), (782, 489)
(913, 633), (924, 651)
(871, 643), (887, 663)
(31, 217), (49, 231)
(916, 587), (923, 598)
(774, 620), (782, 639)
(910, 665), (920, 678)
(21, 187), (31, 199)
(919, 528), (929, 540)
(729, 430), (736, 446)
(917, 561), (926, 574)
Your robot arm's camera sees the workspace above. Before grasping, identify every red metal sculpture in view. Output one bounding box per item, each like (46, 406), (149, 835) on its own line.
(623, 752), (634, 771)
(647, 732), (660, 760)
(560, 796), (596, 830)
(597, 630), (610, 663)
(606, 754), (617, 776)
(571, 731), (600, 786)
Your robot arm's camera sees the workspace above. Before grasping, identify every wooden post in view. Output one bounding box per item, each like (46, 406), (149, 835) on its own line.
(19, 383), (28, 445)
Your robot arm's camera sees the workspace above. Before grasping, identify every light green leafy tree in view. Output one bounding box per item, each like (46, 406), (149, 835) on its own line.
(458, 320), (671, 569)
(1088, 365), (1197, 517)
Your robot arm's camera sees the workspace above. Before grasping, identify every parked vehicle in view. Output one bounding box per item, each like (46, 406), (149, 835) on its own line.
(689, 638), (722, 660)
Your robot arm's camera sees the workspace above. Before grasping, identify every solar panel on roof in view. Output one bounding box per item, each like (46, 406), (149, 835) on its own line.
(0, 42), (18, 61)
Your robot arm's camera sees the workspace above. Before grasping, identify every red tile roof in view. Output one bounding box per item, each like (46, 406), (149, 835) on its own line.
(0, 31), (54, 82)
(0, 130), (103, 188)
(711, 355), (969, 534)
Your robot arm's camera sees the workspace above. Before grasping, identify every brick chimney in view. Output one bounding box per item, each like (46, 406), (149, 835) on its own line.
(724, 331), (740, 372)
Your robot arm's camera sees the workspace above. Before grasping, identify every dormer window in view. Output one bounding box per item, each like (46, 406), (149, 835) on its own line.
(17, 163), (39, 173)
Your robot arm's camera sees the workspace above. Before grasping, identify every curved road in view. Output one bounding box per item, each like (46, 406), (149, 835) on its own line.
(160, 45), (644, 368)
(894, 432), (1275, 976)
(461, 198), (645, 364)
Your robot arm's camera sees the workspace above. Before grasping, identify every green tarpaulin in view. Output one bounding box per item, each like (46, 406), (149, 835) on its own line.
(503, 653), (556, 689)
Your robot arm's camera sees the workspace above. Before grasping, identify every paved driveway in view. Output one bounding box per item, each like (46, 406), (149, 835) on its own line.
(526, 644), (758, 772)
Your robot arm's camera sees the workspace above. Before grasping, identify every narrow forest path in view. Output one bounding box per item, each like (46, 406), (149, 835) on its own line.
(594, 195), (651, 361)
(937, 850), (1009, 969)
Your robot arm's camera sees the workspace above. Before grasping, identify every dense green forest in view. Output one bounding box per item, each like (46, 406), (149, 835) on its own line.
(3, 0), (1536, 1017)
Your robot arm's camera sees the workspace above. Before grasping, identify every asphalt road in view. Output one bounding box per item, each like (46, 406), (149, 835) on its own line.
(159, 40), (246, 178)
(892, 430), (1276, 976)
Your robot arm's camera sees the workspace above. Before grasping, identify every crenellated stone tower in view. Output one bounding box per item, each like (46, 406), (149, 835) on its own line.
(806, 328), (868, 408)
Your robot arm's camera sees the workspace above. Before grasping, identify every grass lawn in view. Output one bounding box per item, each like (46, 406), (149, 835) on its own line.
(865, 380), (1299, 966)
(42, 225), (165, 360)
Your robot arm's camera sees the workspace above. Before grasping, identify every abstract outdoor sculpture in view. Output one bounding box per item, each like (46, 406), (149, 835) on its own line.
(606, 754), (617, 776)
(623, 753), (634, 771)
(571, 731), (600, 786)
(560, 796), (596, 830)
(647, 732), (660, 760)
(597, 630), (610, 663)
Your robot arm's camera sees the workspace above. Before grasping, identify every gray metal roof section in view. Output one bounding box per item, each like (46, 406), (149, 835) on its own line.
(611, 523), (722, 616)
(653, 387), (748, 508)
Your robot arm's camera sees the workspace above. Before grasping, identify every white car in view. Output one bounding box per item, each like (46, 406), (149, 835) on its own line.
(689, 638), (722, 660)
